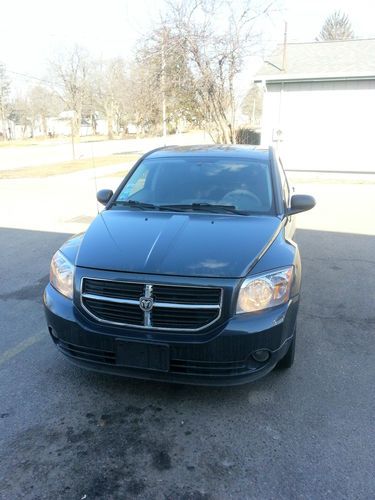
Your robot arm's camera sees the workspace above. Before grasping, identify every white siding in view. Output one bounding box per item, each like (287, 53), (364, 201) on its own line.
(261, 79), (375, 172)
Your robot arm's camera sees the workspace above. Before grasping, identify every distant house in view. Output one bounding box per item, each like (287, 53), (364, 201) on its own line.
(46, 112), (120, 137)
(254, 39), (375, 172)
(1, 117), (43, 140)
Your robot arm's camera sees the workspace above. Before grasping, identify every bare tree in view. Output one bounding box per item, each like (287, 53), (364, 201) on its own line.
(163, 0), (274, 143)
(126, 55), (161, 134)
(28, 85), (62, 135)
(242, 83), (263, 127)
(131, 26), (199, 135)
(160, 27), (201, 132)
(91, 58), (128, 139)
(0, 63), (10, 140)
(317, 11), (354, 41)
(50, 46), (92, 137)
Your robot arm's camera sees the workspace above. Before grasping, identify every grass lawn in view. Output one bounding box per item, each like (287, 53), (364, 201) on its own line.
(108, 167), (137, 177)
(0, 138), (62, 148)
(0, 153), (140, 179)
(0, 134), (148, 148)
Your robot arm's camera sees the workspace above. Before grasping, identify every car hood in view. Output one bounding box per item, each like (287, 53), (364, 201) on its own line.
(75, 210), (282, 278)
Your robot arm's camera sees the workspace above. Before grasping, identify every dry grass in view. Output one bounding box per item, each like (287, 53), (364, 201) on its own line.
(107, 167), (137, 177)
(0, 134), (151, 149)
(0, 138), (58, 148)
(0, 153), (140, 179)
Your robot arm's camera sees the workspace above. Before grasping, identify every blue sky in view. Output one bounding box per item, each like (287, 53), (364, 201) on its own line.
(1, 0), (374, 90)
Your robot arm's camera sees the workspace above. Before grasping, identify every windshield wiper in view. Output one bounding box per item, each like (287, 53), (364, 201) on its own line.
(158, 203), (244, 214)
(113, 200), (157, 210)
(114, 200), (246, 215)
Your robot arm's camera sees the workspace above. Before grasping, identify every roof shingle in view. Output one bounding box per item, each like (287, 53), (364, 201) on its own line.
(255, 39), (375, 82)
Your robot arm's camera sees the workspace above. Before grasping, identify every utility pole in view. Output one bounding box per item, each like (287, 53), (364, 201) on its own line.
(70, 116), (76, 160)
(282, 21), (288, 71)
(0, 103), (5, 141)
(0, 67), (9, 141)
(69, 111), (76, 161)
(161, 29), (167, 143)
(251, 99), (256, 126)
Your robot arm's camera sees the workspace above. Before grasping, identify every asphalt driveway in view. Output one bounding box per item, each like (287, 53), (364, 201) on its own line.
(0, 175), (374, 499)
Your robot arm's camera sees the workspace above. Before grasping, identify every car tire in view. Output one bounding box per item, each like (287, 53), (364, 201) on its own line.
(277, 330), (296, 369)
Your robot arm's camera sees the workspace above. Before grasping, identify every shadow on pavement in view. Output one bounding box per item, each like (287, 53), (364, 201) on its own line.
(0, 225), (374, 499)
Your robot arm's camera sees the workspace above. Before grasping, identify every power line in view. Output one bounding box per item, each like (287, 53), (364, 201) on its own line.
(6, 70), (63, 89)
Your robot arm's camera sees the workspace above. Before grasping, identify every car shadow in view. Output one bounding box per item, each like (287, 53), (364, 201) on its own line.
(1, 225), (375, 499)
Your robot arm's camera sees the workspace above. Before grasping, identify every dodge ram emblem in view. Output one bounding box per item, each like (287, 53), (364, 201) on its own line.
(139, 297), (154, 312)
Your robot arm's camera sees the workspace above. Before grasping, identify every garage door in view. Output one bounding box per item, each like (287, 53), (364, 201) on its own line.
(262, 80), (375, 172)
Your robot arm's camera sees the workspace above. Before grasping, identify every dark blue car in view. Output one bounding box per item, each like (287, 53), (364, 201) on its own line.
(44, 145), (315, 385)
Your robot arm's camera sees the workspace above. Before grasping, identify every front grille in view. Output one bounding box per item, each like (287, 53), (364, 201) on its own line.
(83, 297), (144, 325)
(81, 278), (222, 331)
(82, 279), (144, 300)
(152, 285), (221, 305)
(151, 307), (219, 329)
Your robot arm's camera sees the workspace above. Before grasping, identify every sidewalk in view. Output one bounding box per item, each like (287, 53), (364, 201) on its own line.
(1, 160), (374, 237)
(0, 163), (130, 234)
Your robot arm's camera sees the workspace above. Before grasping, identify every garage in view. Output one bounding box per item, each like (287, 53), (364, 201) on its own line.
(256, 39), (375, 172)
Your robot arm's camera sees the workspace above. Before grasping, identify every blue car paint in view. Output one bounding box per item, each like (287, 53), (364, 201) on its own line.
(44, 145), (310, 386)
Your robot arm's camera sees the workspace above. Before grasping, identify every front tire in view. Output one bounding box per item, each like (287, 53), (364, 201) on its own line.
(277, 331), (296, 369)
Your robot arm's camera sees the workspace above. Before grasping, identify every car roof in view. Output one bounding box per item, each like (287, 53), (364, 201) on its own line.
(146, 145), (270, 160)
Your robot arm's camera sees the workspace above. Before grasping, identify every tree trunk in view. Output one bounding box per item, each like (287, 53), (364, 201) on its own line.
(107, 118), (114, 140)
(107, 100), (114, 140)
(73, 113), (81, 139)
(41, 115), (47, 136)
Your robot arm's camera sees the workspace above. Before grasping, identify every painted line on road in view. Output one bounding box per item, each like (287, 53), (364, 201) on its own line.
(0, 332), (45, 368)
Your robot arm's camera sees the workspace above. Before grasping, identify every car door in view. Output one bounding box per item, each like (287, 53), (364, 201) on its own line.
(278, 157), (296, 240)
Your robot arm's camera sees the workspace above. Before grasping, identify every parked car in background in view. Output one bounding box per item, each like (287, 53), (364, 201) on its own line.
(44, 145), (315, 385)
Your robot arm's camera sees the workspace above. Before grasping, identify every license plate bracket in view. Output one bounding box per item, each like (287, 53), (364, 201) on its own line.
(116, 340), (170, 372)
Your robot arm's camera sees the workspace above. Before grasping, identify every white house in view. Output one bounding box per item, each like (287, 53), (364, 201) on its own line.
(255, 39), (375, 172)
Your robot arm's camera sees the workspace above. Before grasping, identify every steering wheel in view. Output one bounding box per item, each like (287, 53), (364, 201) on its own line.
(220, 189), (263, 210)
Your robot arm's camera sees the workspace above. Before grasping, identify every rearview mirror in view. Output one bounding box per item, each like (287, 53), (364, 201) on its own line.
(288, 194), (316, 215)
(97, 189), (113, 206)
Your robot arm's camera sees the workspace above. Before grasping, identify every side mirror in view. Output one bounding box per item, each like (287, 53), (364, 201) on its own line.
(96, 189), (113, 206)
(287, 194), (316, 215)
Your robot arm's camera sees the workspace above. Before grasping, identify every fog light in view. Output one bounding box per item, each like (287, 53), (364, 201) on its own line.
(252, 349), (271, 363)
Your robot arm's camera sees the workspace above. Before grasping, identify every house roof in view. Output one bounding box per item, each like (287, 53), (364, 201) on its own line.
(255, 39), (375, 82)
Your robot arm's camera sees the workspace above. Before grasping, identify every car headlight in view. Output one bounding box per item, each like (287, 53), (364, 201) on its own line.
(50, 250), (74, 299)
(236, 267), (293, 314)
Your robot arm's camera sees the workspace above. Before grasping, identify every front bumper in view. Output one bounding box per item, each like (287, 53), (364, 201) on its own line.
(44, 284), (299, 386)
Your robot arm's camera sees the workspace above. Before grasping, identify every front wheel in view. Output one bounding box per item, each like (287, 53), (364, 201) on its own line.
(277, 331), (296, 369)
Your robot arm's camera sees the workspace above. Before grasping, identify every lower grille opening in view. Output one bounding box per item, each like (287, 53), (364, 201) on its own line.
(57, 339), (116, 365)
(169, 358), (248, 376)
(55, 337), (253, 377)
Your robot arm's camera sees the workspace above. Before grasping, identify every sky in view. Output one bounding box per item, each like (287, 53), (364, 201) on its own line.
(1, 0), (375, 92)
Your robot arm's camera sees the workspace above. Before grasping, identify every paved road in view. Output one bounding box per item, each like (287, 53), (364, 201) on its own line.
(0, 131), (212, 170)
(0, 174), (374, 499)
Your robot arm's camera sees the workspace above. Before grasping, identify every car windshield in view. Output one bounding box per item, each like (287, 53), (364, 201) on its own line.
(114, 156), (274, 214)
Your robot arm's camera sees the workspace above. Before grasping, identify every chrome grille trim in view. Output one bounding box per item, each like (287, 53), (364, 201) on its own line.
(80, 277), (223, 332)
(81, 293), (220, 310)
(144, 284), (153, 327)
(82, 293), (140, 306)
